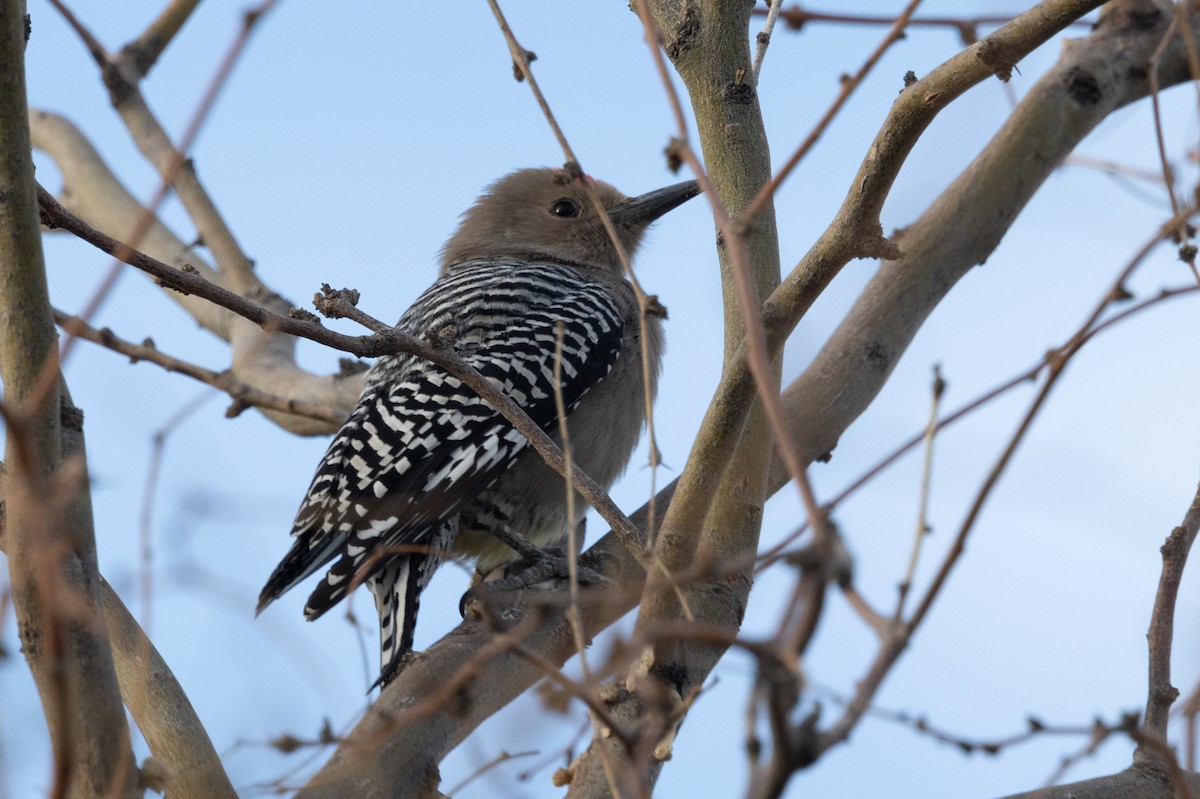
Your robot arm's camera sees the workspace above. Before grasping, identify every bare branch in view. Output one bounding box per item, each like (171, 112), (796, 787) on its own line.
(742, 0), (924, 225)
(30, 111), (230, 334)
(484, 0), (670, 545)
(30, 111), (364, 435)
(643, 0), (1108, 609)
(117, 0), (203, 79)
(818, 200), (1196, 762)
(582, 1), (783, 793)
(54, 310), (344, 425)
(1139, 482), (1200, 745)
(760, 283), (1199, 563)
(893, 367), (944, 620)
(99, 578), (237, 798)
(751, 0), (783, 83)
(779, 0), (1189, 497)
(0, 1), (137, 793)
(996, 769), (1200, 799)
(34, 1), (363, 437)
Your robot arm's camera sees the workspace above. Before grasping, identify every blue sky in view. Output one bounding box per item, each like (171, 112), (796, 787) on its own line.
(4, 2), (1199, 797)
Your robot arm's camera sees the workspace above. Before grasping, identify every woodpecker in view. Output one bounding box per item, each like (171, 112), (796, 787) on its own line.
(258, 168), (699, 685)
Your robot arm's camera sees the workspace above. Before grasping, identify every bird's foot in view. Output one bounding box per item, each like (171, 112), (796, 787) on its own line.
(459, 539), (613, 620)
(487, 523), (612, 590)
(488, 544), (611, 592)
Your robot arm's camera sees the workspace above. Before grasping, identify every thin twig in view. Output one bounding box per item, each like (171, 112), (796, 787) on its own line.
(629, 1), (695, 548)
(1040, 714), (1138, 790)
(511, 644), (635, 752)
(1067, 154), (1170, 185)
(553, 321), (587, 679)
(894, 366), (945, 621)
(1141, 482), (1200, 739)
(1172, 1), (1200, 111)
(138, 392), (215, 633)
(840, 584), (888, 635)
(482, 3), (710, 645)
(909, 207), (1195, 634)
(752, 0), (784, 84)
(626, 1), (1104, 598)
(54, 310), (342, 425)
(1146, 13), (1193, 275)
(633, 0), (828, 553)
(445, 749), (538, 796)
(1180, 678), (1200, 771)
(757, 6), (1094, 42)
(634, 0), (923, 587)
(550, 321), (623, 789)
(814, 682), (1127, 757)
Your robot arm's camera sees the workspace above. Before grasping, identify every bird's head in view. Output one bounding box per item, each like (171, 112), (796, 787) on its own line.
(439, 167), (699, 274)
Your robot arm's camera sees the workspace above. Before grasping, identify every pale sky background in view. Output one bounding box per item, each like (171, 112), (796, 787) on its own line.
(3, 2), (1199, 797)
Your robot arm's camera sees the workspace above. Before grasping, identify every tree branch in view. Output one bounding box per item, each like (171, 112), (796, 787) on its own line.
(639, 0), (1108, 607)
(996, 768), (1200, 799)
(54, 309), (344, 425)
(1139, 481), (1200, 747)
(99, 577), (237, 798)
(116, 0), (203, 81)
(571, 0), (784, 793)
(0, 4), (136, 794)
(781, 0), (1184, 475)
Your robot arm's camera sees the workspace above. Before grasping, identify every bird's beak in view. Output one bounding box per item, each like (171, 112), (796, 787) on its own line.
(607, 180), (701, 227)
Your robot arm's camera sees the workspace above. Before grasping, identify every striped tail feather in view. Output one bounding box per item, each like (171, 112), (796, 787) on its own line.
(368, 553), (430, 687)
(367, 522), (453, 687)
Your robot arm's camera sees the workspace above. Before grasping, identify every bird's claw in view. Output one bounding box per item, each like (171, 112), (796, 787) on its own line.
(459, 546), (613, 619)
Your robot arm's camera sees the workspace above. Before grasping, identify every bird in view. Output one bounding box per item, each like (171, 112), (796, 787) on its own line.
(257, 167), (700, 686)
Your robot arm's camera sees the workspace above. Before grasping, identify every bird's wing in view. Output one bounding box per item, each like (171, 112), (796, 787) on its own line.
(257, 261), (625, 618)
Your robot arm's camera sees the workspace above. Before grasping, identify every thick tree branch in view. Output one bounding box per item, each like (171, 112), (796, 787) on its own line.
(565, 0), (786, 794)
(99, 577), (236, 798)
(116, 0), (202, 78)
(0, 3), (136, 795)
(780, 0), (1193, 487)
(996, 768), (1200, 799)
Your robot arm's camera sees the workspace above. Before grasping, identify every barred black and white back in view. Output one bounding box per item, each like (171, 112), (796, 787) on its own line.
(257, 258), (624, 683)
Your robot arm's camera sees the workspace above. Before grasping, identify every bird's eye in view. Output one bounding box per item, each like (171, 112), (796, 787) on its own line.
(550, 199), (580, 218)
